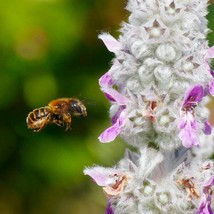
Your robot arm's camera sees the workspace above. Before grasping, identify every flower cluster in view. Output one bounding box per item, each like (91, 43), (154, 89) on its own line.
(84, 0), (214, 213)
(85, 148), (214, 213)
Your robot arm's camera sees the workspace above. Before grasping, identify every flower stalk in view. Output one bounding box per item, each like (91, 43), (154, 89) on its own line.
(84, 0), (214, 213)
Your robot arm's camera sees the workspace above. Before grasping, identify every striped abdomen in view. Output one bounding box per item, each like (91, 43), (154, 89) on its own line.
(26, 107), (51, 132)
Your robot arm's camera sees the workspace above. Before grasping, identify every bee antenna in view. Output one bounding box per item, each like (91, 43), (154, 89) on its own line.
(82, 99), (95, 106)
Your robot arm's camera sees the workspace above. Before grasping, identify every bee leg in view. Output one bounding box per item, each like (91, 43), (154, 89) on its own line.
(33, 126), (46, 132)
(51, 114), (65, 127)
(62, 113), (71, 131)
(33, 127), (43, 132)
(65, 123), (71, 131)
(55, 120), (65, 127)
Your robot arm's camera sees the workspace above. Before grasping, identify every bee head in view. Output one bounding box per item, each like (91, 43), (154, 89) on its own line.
(70, 99), (87, 117)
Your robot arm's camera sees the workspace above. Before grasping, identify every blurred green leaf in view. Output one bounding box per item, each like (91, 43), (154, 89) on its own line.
(24, 72), (57, 107)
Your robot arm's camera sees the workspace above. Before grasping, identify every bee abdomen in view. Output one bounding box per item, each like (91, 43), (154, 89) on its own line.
(28, 107), (50, 120)
(26, 107), (51, 131)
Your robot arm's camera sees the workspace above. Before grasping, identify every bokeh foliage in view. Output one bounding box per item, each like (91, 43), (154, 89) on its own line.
(0, 0), (213, 214)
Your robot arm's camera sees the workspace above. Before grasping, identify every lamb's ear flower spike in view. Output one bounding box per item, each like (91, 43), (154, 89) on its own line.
(85, 0), (214, 213)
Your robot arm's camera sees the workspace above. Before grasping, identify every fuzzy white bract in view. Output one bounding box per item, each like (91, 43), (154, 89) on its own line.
(84, 0), (214, 213)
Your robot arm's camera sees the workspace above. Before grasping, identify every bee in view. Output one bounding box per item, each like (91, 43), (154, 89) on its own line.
(26, 98), (87, 132)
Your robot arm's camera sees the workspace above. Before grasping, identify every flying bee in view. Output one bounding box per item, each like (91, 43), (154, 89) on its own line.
(26, 98), (87, 132)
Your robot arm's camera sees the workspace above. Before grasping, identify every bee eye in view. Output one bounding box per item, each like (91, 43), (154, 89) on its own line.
(71, 102), (82, 113)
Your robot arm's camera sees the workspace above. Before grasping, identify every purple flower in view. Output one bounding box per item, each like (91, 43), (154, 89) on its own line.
(179, 112), (199, 148)
(182, 85), (204, 110)
(98, 88), (128, 143)
(178, 85), (211, 148)
(84, 167), (128, 214)
(198, 175), (214, 214)
(97, 33), (128, 143)
(84, 166), (128, 197)
(99, 110), (126, 143)
(198, 194), (213, 214)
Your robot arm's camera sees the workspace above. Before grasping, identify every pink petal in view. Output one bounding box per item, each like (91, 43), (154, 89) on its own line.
(178, 114), (199, 148)
(203, 121), (212, 135)
(198, 194), (213, 214)
(179, 117), (187, 129)
(98, 33), (122, 52)
(179, 128), (199, 148)
(99, 72), (114, 88)
(84, 167), (128, 197)
(204, 175), (214, 188)
(206, 46), (214, 58)
(98, 111), (126, 143)
(198, 176), (214, 214)
(102, 88), (128, 105)
(99, 62), (121, 88)
(84, 169), (108, 186)
(111, 106), (126, 124)
(98, 122), (122, 143)
(84, 167), (117, 186)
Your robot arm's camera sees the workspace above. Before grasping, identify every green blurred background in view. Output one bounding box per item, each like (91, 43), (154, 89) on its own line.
(0, 0), (213, 214)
